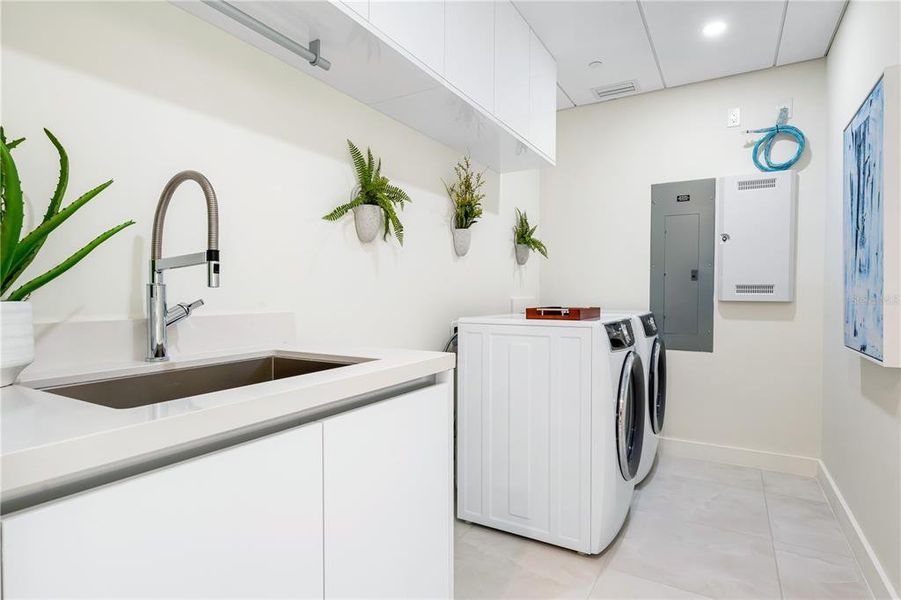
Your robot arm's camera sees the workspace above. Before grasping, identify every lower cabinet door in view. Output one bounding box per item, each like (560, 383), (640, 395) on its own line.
(323, 381), (453, 599)
(2, 423), (324, 599)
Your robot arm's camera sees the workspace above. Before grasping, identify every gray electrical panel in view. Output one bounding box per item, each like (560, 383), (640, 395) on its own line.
(650, 178), (716, 352)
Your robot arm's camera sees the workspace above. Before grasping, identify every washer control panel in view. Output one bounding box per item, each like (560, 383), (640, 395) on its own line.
(605, 319), (635, 350)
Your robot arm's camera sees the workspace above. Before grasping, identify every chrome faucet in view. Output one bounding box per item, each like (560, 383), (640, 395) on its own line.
(146, 171), (220, 362)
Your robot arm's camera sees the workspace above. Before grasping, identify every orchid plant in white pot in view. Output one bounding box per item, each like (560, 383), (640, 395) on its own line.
(0, 128), (134, 386)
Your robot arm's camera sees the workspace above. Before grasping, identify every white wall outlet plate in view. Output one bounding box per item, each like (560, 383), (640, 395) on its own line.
(727, 107), (741, 128)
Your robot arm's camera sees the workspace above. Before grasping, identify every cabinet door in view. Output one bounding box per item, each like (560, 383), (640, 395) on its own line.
(341, 0), (369, 19)
(445, 1), (494, 112)
(494, 1), (530, 136)
(323, 382), (453, 599)
(3, 423), (324, 599)
(370, 1), (445, 74)
(458, 325), (591, 549)
(529, 31), (556, 160)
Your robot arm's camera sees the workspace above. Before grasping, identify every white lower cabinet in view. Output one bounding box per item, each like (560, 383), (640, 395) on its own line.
(1, 380), (453, 599)
(323, 383), (453, 598)
(3, 422), (325, 599)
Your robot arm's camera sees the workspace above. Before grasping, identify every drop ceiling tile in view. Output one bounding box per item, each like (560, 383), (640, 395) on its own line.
(776, 0), (846, 65)
(515, 1), (663, 106)
(640, 0), (786, 88)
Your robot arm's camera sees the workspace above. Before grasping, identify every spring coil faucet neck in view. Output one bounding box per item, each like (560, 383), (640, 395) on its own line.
(146, 171), (221, 361)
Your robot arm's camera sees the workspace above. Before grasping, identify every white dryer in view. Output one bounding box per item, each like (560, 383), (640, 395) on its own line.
(455, 314), (645, 554)
(603, 310), (666, 484)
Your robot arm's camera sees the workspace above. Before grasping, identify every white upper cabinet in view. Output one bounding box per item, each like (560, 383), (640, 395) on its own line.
(370, 1), (445, 74)
(444, 1), (495, 112)
(529, 31), (556, 160)
(494, 1), (531, 138)
(341, 1), (369, 19)
(178, 1), (556, 171)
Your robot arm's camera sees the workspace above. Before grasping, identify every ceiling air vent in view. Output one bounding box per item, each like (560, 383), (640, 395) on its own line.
(737, 177), (777, 191)
(591, 80), (639, 101)
(735, 284), (775, 295)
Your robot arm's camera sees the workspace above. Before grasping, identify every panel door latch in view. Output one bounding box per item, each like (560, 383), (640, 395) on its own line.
(690, 269), (699, 281)
(721, 233), (731, 242)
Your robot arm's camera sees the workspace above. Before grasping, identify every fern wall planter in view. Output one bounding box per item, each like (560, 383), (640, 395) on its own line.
(515, 244), (531, 266)
(452, 228), (472, 257)
(1, 301), (34, 386)
(353, 204), (383, 243)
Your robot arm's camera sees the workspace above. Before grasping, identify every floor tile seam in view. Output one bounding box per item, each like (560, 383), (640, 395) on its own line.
(595, 566), (718, 600)
(761, 468), (787, 600)
(629, 504), (775, 542)
(653, 471), (765, 493)
(762, 489), (829, 505)
(811, 483), (876, 599)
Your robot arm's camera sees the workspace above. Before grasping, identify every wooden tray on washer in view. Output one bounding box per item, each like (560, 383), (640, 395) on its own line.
(525, 306), (601, 321)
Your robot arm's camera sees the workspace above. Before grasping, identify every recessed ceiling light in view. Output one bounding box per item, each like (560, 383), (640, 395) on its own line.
(588, 60), (604, 69)
(702, 20), (728, 38)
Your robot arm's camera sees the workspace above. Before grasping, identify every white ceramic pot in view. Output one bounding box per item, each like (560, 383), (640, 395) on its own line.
(452, 228), (472, 257)
(1, 301), (34, 386)
(515, 243), (530, 266)
(353, 204), (383, 243)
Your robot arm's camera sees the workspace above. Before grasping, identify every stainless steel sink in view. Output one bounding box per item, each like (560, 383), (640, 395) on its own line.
(41, 355), (365, 409)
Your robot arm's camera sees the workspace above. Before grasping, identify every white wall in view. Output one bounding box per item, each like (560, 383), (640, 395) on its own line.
(540, 60), (827, 459)
(0, 1), (539, 352)
(823, 0), (901, 593)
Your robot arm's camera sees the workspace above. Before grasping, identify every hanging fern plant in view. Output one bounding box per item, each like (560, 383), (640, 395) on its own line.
(513, 208), (547, 265)
(323, 140), (411, 244)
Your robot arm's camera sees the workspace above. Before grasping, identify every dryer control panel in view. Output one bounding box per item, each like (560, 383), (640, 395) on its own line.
(605, 319), (635, 351)
(639, 313), (659, 337)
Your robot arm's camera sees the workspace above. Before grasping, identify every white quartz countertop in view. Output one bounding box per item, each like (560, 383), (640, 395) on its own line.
(0, 344), (454, 511)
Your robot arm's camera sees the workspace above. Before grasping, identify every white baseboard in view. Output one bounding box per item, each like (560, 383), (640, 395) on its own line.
(658, 436), (819, 476)
(817, 462), (900, 600)
(658, 436), (898, 599)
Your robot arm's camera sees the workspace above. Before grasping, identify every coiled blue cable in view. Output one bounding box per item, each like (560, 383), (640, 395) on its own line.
(747, 122), (806, 172)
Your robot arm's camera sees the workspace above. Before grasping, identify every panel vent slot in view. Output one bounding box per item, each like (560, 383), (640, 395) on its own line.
(737, 178), (777, 191)
(735, 284), (775, 295)
(591, 80), (639, 101)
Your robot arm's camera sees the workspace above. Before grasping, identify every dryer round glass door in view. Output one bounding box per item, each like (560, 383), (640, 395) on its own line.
(616, 351), (646, 481)
(648, 337), (667, 434)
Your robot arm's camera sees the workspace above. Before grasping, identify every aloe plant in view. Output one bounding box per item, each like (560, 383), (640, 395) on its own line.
(323, 140), (411, 244)
(513, 208), (548, 258)
(0, 128), (134, 301)
(444, 155), (485, 229)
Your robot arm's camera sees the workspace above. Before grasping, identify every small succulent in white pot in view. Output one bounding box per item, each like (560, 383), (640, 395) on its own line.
(444, 155), (485, 257)
(0, 128), (134, 386)
(323, 140), (411, 245)
(512, 208), (547, 266)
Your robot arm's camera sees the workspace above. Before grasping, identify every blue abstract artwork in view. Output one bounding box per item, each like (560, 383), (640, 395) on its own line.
(844, 77), (885, 361)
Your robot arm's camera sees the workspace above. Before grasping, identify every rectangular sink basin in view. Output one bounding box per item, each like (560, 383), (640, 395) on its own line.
(41, 355), (364, 409)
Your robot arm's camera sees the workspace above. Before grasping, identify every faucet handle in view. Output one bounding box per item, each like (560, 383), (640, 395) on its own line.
(165, 298), (205, 327)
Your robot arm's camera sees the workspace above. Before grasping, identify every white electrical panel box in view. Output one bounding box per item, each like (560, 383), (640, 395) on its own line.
(718, 170), (797, 302)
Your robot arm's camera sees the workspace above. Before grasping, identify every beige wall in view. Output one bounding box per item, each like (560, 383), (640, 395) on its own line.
(0, 1), (539, 351)
(823, 0), (901, 593)
(540, 60), (827, 459)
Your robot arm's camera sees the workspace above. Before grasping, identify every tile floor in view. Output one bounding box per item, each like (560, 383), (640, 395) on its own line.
(455, 455), (871, 599)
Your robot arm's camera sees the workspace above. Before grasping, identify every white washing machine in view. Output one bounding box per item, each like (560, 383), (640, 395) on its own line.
(603, 310), (666, 484)
(455, 314), (645, 554)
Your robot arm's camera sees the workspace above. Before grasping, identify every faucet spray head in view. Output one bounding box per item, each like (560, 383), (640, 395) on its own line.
(207, 249), (220, 288)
